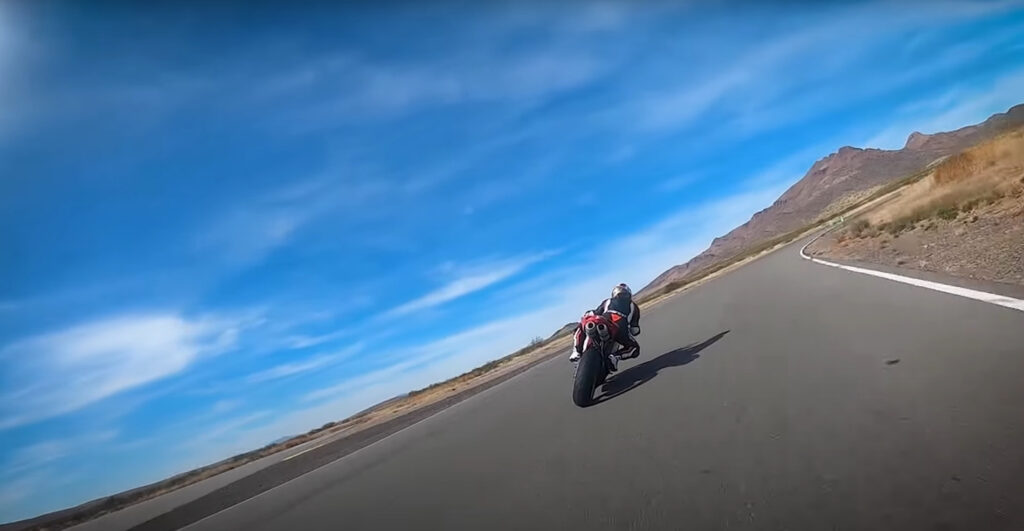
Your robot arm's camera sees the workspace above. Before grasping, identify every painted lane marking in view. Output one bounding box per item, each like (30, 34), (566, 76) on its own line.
(799, 238), (1024, 313)
(281, 439), (333, 462)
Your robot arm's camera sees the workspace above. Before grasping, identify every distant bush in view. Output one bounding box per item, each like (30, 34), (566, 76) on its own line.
(933, 151), (979, 185)
(936, 207), (959, 220)
(849, 219), (871, 238)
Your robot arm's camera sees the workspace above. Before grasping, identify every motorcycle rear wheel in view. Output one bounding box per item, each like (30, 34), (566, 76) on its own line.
(572, 347), (602, 407)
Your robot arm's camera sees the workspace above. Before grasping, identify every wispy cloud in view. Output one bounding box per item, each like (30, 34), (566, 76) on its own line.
(177, 411), (274, 465)
(245, 344), (363, 384)
(209, 399), (242, 415)
(656, 173), (701, 192)
(0, 470), (49, 509)
(381, 252), (557, 318)
(4, 430), (117, 476)
(196, 176), (394, 268)
(0, 314), (238, 429)
(624, 2), (1023, 136)
(283, 329), (349, 350)
(628, 17), (839, 132)
(254, 45), (613, 136)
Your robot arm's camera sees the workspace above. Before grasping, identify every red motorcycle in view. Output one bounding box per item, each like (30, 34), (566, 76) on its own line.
(571, 311), (631, 407)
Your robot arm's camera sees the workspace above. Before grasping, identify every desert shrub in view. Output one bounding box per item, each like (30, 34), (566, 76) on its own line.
(849, 219), (870, 237)
(936, 206), (959, 220)
(886, 219), (913, 234)
(960, 198), (983, 212)
(984, 190), (1005, 205)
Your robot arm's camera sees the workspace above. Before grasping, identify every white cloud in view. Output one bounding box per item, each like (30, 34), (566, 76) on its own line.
(381, 252), (557, 318)
(0, 314), (237, 429)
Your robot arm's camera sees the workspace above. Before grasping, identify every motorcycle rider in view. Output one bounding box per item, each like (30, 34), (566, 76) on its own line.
(569, 283), (641, 367)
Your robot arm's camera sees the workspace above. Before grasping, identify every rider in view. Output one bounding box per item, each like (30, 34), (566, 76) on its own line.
(569, 283), (641, 365)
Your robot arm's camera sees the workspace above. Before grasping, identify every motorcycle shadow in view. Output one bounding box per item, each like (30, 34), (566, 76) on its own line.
(594, 330), (730, 404)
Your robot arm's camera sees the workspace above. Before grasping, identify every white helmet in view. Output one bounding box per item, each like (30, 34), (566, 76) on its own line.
(611, 283), (632, 299)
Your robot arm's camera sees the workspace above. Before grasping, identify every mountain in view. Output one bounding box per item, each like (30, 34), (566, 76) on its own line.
(269, 435), (294, 446)
(548, 322), (577, 340)
(642, 103), (1024, 294)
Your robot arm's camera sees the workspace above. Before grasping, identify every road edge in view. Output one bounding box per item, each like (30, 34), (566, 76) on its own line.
(799, 234), (1024, 313)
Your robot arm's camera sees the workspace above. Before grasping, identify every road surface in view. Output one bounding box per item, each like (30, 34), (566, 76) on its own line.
(135, 239), (1024, 530)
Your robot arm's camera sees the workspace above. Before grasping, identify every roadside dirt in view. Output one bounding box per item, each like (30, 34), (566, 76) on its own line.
(807, 195), (1024, 286)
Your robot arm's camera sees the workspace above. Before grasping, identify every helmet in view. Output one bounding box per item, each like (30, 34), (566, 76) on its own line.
(611, 283), (632, 300)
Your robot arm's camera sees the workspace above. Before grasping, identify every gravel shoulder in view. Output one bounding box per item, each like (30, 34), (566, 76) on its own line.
(806, 194), (1024, 288)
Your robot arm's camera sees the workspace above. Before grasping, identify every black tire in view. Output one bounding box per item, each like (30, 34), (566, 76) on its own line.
(572, 347), (601, 407)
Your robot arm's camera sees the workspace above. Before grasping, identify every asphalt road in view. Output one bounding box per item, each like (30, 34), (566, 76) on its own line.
(151, 240), (1024, 530)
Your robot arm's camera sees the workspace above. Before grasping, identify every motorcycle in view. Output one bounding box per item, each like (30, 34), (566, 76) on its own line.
(571, 312), (632, 407)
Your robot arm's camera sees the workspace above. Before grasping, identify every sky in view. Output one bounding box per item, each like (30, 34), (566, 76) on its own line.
(2, 0), (1024, 522)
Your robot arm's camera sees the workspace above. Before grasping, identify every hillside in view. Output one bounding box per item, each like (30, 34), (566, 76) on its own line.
(642, 103), (1024, 294)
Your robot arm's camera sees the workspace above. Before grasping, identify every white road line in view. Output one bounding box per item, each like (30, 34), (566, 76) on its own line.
(281, 439), (332, 461)
(799, 237), (1024, 313)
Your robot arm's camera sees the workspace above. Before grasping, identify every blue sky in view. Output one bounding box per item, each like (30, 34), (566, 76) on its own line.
(2, 0), (1024, 522)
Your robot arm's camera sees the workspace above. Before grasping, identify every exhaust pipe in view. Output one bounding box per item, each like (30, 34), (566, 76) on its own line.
(585, 321), (600, 339)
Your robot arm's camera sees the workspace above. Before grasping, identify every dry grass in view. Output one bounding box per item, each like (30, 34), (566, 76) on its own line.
(841, 129), (1024, 238)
